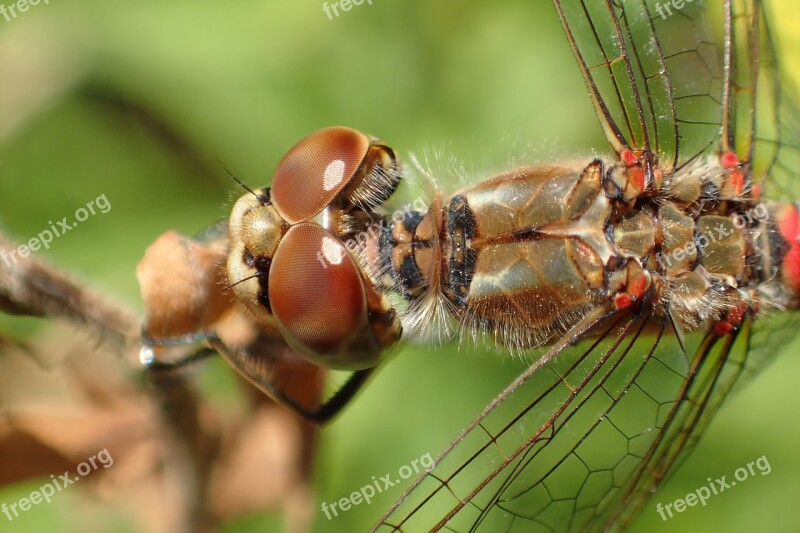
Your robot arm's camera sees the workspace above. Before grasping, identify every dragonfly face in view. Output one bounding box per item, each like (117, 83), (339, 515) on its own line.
(227, 126), (402, 370)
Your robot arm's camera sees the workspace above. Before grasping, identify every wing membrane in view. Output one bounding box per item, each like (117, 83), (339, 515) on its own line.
(554, 0), (722, 171)
(724, 0), (800, 200)
(606, 323), (750, 529)
(375, 311), (754, 532)
(374, 305), (637, 531)
(734, 309), (800, 390)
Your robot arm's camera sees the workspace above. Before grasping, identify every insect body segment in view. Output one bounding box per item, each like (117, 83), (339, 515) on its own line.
(774, 203), (800, 301)
(374, 150), (798, 356)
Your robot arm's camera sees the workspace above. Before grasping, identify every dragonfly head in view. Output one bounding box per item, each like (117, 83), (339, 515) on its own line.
(227, 127), (402, 370)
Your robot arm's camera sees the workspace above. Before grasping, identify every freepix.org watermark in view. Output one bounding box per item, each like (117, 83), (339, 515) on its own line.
(322, 0), (375, 21)
(320, 451), (434, 520)
(1, 448), (114, 522)
(655, 454), (771, 521)
(315, 197), (427, 270)
(0, 193), (111, 268)
(0, 0), (49, 23)
(654, 0), (696, 20)
(655, 203), (768, 270)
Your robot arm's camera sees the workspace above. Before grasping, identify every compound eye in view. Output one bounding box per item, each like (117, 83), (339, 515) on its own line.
(271, 127), (371, 224)
(269, 223), (367, 360)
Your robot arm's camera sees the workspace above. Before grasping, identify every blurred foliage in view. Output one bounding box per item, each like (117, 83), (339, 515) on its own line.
(0, 0), (799, 532)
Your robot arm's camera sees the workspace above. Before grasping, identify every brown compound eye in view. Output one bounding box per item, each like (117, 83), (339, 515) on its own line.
(271, 127), (371, 224)
(268, 223), (374, 368)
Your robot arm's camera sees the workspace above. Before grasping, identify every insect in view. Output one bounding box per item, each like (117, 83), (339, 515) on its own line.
(137, 0), (800, 531)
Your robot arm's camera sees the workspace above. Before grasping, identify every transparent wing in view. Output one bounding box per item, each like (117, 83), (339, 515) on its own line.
(554, 0), (722, 172)
(605, 322), (751, 530)
(718, 0), (800, 377)
(723, 0), (800, 200)
(374, 307), (750, 532)
(374, 305), (641, 532)
(734, 308), (800, 390)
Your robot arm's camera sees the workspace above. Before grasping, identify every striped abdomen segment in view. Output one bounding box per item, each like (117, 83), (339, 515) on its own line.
(440, 162), (613, 348)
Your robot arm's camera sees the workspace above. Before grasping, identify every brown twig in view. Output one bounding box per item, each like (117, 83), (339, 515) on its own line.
(0, 232), (137, 349)
(0, 229), (214, 532)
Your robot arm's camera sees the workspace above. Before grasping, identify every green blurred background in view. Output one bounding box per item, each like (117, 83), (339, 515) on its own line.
(0, 0), (798, 531)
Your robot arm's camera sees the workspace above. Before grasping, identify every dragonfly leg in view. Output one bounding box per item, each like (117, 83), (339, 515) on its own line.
(712, 287), (756, 336)
(140, 328), (372, 424)
(138, 328), (219, 367)
(608, 257), (651, 311)
(205, 335), (375, 424)
(143, 346), (218, 370)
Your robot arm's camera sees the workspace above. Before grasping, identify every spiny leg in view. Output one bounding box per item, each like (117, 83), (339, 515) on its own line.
(140, 329), (374, 424)
(207, 335), (375, 425)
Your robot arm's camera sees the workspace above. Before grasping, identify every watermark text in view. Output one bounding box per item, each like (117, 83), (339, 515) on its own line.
(655, 454), (771, 521)
(0, 0), (50, 24)
(316, 197), (427, 270)
(0, 193), (111, 269)
(323, 0), (375, 21)
(655, 203), (768, 270)
(655, 0), (696, 20)
(1, 448), (114, 521)
(321, 451), (434, 520)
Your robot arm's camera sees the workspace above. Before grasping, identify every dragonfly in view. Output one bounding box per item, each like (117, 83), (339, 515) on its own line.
(137, 0), (800, 531)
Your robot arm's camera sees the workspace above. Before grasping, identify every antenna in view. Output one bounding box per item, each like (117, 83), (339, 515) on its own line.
(217, 158), (259, 198)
